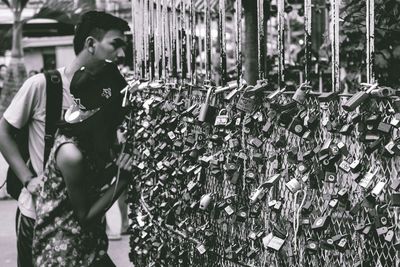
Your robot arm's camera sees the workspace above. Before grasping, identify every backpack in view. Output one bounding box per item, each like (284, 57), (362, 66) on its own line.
(6, 70), (63, 200)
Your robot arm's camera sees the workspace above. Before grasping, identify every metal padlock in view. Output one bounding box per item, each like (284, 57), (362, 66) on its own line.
(370, 86), (396, 97)
(198, 86), (217, 123)
(342, 83), (378, 112)
(214, 109), (229, 126)
(199, 193), (213, 211)
(286, 178), (301, 194)
(292, 82), (311, 104)
(236, 85), (256, 113)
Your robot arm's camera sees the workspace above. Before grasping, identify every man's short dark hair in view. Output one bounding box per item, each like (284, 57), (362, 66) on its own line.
(73, 11), (130, 55)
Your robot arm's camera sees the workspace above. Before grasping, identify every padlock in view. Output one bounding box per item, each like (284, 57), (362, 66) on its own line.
(236, 209), (247, 222)
(224, 82), (246, 101)
(325, 171), (337, 183)
(250, 187), (265, 204)
(250, 137), (264, 148)
(198, 86), (217, 123)
(385, 229), (395, 242)
(292, 82), (311, 104)
(214, 109), (229, 127)
(245, 169), (257, 183)
(311, 215), (331, 231)
(339, 160), (351, 173)
(370, 86), (396, 97)
(337, 237), (348, 252)
(329, 199), (339, 209)
(377, 117), (392, 134)
(350, 159), (362, 173)
(262, 121), (274, 137)
(390, 117), (400, 128)
(236, 85), (257, 113)
(371, 179), (386, 197)
(286, 178), (301, 194)
(199, 193), (213, 211)
(342, 83), (378, 112)
(196, 244), (207, 255)
(298, 162), (311, 174)
(288, 117), (307, 137)
(390, 178), (400, 191)
(358, 169), (378, 189)
(305, 241), (319, 254)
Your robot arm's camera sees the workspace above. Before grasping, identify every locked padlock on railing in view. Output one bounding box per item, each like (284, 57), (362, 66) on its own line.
(236, 86), (257, 113)
(292, 82), (312, 104)
(214, 109), (229, 127)
(198, 86), (217, 123)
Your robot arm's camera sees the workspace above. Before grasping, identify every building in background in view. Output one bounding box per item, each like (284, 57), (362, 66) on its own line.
(0, 0), (132, 72)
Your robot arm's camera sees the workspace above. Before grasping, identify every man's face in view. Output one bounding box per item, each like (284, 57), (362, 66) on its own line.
(93, 29), (127, 63)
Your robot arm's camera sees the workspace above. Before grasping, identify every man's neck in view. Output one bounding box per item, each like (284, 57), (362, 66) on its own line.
(64, 53), (96, 81)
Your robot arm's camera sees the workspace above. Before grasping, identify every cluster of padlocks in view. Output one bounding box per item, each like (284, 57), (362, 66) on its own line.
(121, 78), (400, 266)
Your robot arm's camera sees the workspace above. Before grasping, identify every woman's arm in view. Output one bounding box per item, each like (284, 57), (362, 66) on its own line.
(56, 143), (132, 226)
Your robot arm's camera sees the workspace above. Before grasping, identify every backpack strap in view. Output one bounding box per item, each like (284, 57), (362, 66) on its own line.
(44, 70), (63, 168)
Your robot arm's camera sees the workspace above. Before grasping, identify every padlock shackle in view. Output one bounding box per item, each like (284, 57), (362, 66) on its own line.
(204, 86), (214, 104)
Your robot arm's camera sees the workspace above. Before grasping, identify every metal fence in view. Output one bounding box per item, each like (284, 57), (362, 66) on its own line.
(125, 0), (400, 266)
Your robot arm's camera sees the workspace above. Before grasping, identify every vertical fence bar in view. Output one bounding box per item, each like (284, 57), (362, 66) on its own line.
(180, 0), (188, 81)
(257, 0), (265, 80)
(190, 0), (196, 84)
(156, 0), (161, 78)
(236, 0), (242, 85)
(205, 0), (212, 81)
(141, 0), (146, 78)
(218, 0), (227, 85)
(149, 0), (155, 80)
(366, 0), (375, 84)
(277, 0), (285, 88)
(172, 0), (178, 79)
(304, 0), (312, 83)
(330, 0), (340, 92)
(160, 0), (165, 79)
(131, 0), (137, 76)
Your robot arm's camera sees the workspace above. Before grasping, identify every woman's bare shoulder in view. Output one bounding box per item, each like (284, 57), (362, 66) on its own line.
(56, 142), (84, 168)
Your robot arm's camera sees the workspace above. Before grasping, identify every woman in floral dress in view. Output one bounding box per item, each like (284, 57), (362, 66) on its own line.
(33, 61), (133, 267)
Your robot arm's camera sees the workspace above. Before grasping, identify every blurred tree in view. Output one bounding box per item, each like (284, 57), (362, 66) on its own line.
(0, 0), (94, 117)
(341, 0), (400, 90)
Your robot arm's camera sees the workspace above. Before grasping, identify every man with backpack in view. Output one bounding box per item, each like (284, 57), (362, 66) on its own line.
(0, 11), (130, 267)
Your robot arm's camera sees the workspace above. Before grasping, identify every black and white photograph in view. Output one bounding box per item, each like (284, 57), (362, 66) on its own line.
(0, 0), (400, 266)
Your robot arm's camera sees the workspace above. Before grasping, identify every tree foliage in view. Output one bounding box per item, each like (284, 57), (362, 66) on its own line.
(341, 0), (400, 88)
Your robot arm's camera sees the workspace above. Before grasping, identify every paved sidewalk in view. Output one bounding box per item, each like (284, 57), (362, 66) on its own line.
(0, 199), (131, 266)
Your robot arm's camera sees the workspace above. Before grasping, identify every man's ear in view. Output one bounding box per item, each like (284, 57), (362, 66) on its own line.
(85, 36), (97, 54)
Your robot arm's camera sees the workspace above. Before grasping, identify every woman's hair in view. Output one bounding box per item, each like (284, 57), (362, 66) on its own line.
(58, 103), (124, 172)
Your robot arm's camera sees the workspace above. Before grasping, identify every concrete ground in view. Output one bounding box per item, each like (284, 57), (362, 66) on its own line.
(0, 154), (132, 267)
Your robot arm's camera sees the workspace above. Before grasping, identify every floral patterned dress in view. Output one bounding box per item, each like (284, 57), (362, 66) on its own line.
(33, 134), (108, 267)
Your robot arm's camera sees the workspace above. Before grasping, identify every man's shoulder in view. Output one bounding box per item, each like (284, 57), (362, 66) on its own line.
(24, 73), (46, 90)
